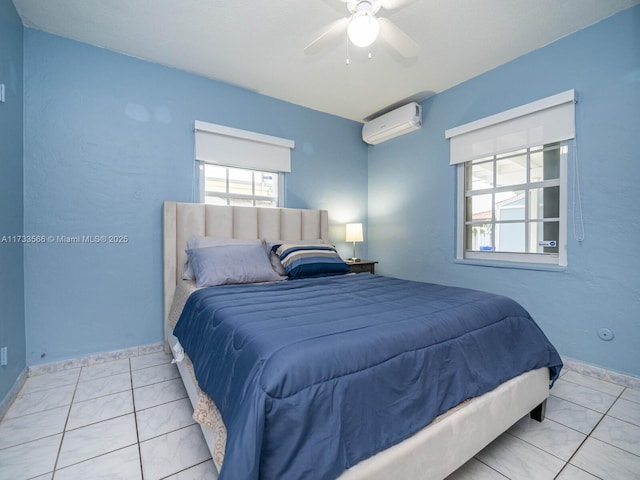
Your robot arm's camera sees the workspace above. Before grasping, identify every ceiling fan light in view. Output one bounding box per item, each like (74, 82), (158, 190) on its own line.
(348, 11), (380, 48)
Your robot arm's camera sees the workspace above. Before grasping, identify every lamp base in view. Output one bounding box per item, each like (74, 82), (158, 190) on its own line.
(348, 257), (361, 262)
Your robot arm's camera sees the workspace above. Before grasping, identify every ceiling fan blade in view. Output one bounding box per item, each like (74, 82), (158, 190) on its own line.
(321, 0), (350, 15)
(381, 0), (417, 10)
(378, 17), (420, 58)
(304, 17), (350, 54)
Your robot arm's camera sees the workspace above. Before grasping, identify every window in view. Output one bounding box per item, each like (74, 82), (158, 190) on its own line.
(193, 120), (294, 208)
(446, 90), (576, 267)
(458, 142), (567, 265)
(200, 164), (281, 207)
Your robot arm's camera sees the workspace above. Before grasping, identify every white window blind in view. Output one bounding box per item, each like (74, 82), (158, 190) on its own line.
(445, 90), (576, 165)
(194, 120), (294, 172)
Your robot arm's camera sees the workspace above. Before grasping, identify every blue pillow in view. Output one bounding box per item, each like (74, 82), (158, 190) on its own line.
(182, 236), (263, 280)
(273, 243), (350, 279)
(186, 244), (283, 287)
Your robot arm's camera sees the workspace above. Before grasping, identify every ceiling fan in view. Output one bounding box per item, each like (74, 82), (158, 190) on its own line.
(304, 0), (420, 59)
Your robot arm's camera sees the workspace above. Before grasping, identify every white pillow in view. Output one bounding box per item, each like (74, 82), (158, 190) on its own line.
(186, 244), (284, 288)
(182, 236), (263, 280)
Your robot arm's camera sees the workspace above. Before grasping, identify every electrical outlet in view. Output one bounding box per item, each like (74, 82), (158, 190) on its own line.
(0, 84), (5, 103)
(0, 347), (7, 366)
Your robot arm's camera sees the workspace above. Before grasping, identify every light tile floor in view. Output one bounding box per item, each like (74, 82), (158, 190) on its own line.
(1, 352), (638, 479)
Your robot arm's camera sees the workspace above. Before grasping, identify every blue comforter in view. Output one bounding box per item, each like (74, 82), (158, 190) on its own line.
(174, 274), (562, 480)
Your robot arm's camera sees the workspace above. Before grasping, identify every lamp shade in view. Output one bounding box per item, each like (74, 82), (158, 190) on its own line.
(345, 223), (364, 243)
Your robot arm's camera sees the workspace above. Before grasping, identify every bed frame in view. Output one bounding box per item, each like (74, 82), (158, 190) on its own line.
(163, 201), (549, 480)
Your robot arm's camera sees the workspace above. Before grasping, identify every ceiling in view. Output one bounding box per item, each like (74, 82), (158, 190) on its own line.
(12, 0), (639, 122)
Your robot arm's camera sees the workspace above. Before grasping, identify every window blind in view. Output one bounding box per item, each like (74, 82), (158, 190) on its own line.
(445, 90), (576, 165)
(194, 120), (294, 172)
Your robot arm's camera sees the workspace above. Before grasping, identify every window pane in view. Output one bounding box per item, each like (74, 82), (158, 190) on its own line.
(228, 168), (254, 195)
(255, 171), (277, 199)
(465, 224), (493, 251)
(531, 146), (560, 182)
(229, 197), (253, 207)
(495, 190), (525, 221)
(204, 195), (228, 206)
(204, 165), (227, 193)
(466, 161), (493, 191)
(496, 154), (526, 187)
(495, 222), (526, 253)
(202, 164), (280, 207)
(529, 186), (559, 220)
(530, 221), (559, 254)
(460, 141), (565, 265)
(543, 146), (560, 180)
(466, 194), (492, 222)
(529, 150), (544, 182)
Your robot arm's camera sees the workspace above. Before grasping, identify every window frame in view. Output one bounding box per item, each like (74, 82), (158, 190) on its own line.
(456, 143), (568, 267)
(199, 164), (284, 207)
(193, 120), (294, 209)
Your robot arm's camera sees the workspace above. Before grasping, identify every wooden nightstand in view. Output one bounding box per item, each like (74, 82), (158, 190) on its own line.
(345, 260), (378, 274)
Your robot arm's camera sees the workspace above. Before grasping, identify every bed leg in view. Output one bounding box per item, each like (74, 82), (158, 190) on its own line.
(530, 399), (547, 422)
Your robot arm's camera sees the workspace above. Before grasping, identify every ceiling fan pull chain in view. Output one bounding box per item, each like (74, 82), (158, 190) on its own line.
(346, 37), (351, 65)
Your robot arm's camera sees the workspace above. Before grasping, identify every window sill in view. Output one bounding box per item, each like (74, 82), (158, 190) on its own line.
(454, 258), (566, 272)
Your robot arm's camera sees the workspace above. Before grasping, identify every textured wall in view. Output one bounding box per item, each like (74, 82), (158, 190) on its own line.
(0, 0), (26, 401)
(368, 6), (640, 377)
(23, 30), (367, 364)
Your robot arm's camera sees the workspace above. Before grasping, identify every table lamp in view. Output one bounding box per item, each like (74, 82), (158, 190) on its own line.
(345, 223), (363, 262)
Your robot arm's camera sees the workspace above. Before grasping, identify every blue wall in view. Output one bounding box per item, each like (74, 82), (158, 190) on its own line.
(12, 5), (639, 380)
(369, 6), (640, 377)
(0, 0), (26, 401)
(22, 30), (368, 365)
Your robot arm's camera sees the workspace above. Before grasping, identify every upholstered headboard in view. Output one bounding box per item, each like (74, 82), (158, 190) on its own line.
(163, 201), (329, 350)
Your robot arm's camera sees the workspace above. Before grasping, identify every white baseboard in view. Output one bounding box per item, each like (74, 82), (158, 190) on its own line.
(28, 342), (164, 377)
(0, 367), (28, 421)
(562, 356), (640, 390)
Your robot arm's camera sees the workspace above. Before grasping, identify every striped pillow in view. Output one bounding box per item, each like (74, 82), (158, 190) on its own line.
(273, 243), (350, 279)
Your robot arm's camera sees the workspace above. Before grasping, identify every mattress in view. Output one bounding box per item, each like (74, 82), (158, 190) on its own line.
(173, 273), (562, 480)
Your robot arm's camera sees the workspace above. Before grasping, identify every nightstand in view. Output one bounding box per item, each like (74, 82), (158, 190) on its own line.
(345, 260), (378, 274)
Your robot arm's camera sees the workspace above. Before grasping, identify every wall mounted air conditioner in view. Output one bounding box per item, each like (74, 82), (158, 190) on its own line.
(362, 102), (422, 145)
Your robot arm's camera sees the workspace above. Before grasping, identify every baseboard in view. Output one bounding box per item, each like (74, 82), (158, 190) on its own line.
(562, 356), (640, 390)
(5, 349), (635, 420)
(0, 367), (28, 421)
(28, 342), (164, 376)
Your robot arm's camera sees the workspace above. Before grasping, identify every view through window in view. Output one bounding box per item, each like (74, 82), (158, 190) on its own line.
(461, 142), (566, 264)
(201, 164), (279, 207)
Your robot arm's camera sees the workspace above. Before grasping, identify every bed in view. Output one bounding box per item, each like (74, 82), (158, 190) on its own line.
(163, 201), (562, 480)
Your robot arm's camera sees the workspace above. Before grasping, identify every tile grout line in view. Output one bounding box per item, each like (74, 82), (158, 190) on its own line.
(1, 377), (77, 422)
(471, 457), (511, 479)
(553, 463), (604, 480)
(558, 373), (625, 397)
(158, 459), (212, 480)
(540, 403), (597, 437)
(553, 386), (630, 479)
(503, 430), (569, 470)
(499, 384), (618, 476)
(50, 366), (83, 477)
(51, 362), (141, 477)
(130, 357), (146, 480)
(472, 377), (632, 480)
(547, 390), (614, 418)
(10, 353), (639, 479)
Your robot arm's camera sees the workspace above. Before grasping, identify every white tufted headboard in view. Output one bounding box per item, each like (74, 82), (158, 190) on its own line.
(163, 201), (329, 350)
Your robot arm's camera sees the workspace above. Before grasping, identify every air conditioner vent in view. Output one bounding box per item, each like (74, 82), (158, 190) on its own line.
(362, 102), (422, 145)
